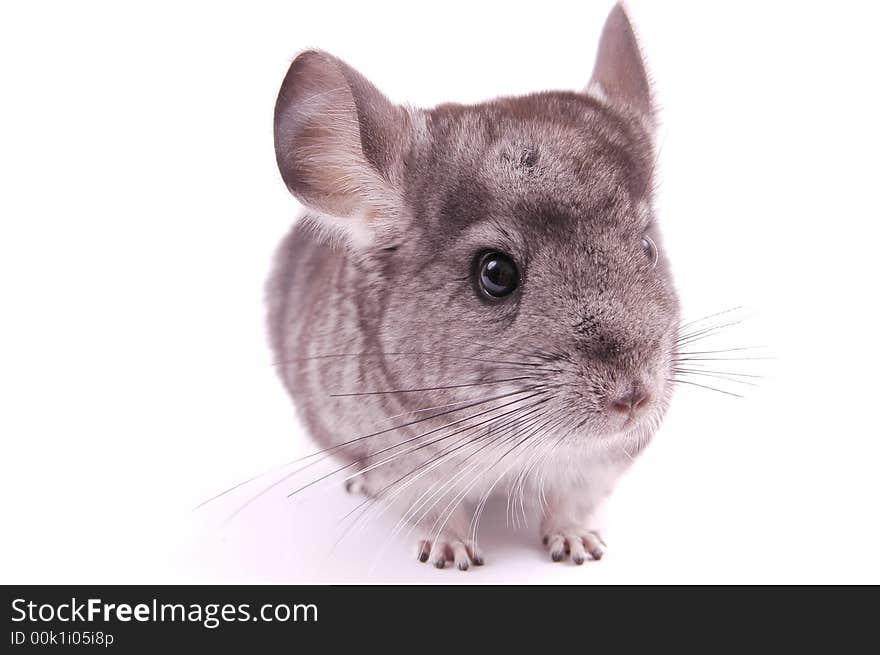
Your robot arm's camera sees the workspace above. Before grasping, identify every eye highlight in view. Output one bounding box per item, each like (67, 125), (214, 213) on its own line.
(477, 251), (519, 299)
(641, 235), (659, 268)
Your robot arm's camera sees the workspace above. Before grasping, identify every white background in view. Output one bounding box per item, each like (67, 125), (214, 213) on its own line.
(1, 0), (879, 584)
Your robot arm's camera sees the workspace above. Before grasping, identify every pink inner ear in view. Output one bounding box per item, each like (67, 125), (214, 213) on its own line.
(274, 50), (410, 225)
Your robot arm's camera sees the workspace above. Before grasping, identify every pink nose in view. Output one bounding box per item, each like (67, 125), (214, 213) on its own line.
(610, 384), (650, 415)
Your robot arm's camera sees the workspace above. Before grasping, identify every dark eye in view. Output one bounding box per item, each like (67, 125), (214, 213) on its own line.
(641, 235), (659, 268)
(477, 251), (519, 299)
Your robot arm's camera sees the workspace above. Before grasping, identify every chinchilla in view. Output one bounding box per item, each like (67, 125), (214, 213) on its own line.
(267, 3), (681, 569)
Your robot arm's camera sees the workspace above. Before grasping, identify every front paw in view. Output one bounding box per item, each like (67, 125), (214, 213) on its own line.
(416, 537), (484, 571)
(541, 529), (606, 565)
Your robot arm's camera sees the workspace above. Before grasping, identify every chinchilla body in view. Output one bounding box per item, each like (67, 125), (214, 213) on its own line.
(267, 4), (681, 569)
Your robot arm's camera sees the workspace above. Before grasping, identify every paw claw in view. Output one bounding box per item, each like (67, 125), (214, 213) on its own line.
(417, 538), (483, 571)
(542, 530), (605, 564)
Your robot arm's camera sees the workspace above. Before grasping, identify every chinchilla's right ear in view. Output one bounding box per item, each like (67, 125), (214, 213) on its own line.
(273, 50), (412, 247)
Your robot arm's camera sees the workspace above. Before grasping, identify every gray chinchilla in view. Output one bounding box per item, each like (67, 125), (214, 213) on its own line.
(267, 3), (680, 569)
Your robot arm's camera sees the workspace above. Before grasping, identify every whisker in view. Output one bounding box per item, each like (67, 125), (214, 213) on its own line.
(340, 401), (550, 553)
(668, 377), (744, 398)
(429, 407), (561, 546)
(512, 412), (575, 528)
(676, 319), (746, 346)
(285, 389), (551, 499)
(677, 306), (744, 333)
(329, 375), (538, 397)
(674, 346), (767, 356)
(277, 350), (551, 368)
(356, 403), (549, 519)
(380, 401), (554, 554)
(374, 394), (518, 425)
(193, 461), (294, 511)
(280, 386), (541, 466)
(405, 435), (517, 544)
(503, 412), (568, 530)
(672, 369), (759, 387)
(405, 406), (555, 527)
(447, 412), (564, 540)
(673, 367), (763, 379)
(440, 334), (563, 364)
(335, 396), (552, 497)
(293, 326), (557, 364)
(432, 410), (557, 536)
(215, 386), (544, 522)
(675, 356), (775, 362)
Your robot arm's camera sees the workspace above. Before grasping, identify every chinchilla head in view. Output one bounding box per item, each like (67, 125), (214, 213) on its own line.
(274, 5), (680, 443)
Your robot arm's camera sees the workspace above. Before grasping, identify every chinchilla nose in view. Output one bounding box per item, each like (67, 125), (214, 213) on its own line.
(609, 383), (650, 415)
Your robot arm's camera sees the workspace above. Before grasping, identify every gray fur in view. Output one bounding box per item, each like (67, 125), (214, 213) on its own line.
(268, 3), (680, 568)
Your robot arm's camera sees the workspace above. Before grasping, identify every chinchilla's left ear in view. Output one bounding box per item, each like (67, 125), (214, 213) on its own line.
(588, 3), (654, 130)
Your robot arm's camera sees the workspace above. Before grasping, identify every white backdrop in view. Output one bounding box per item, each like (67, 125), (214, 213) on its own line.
(1, 0), (878, 584)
